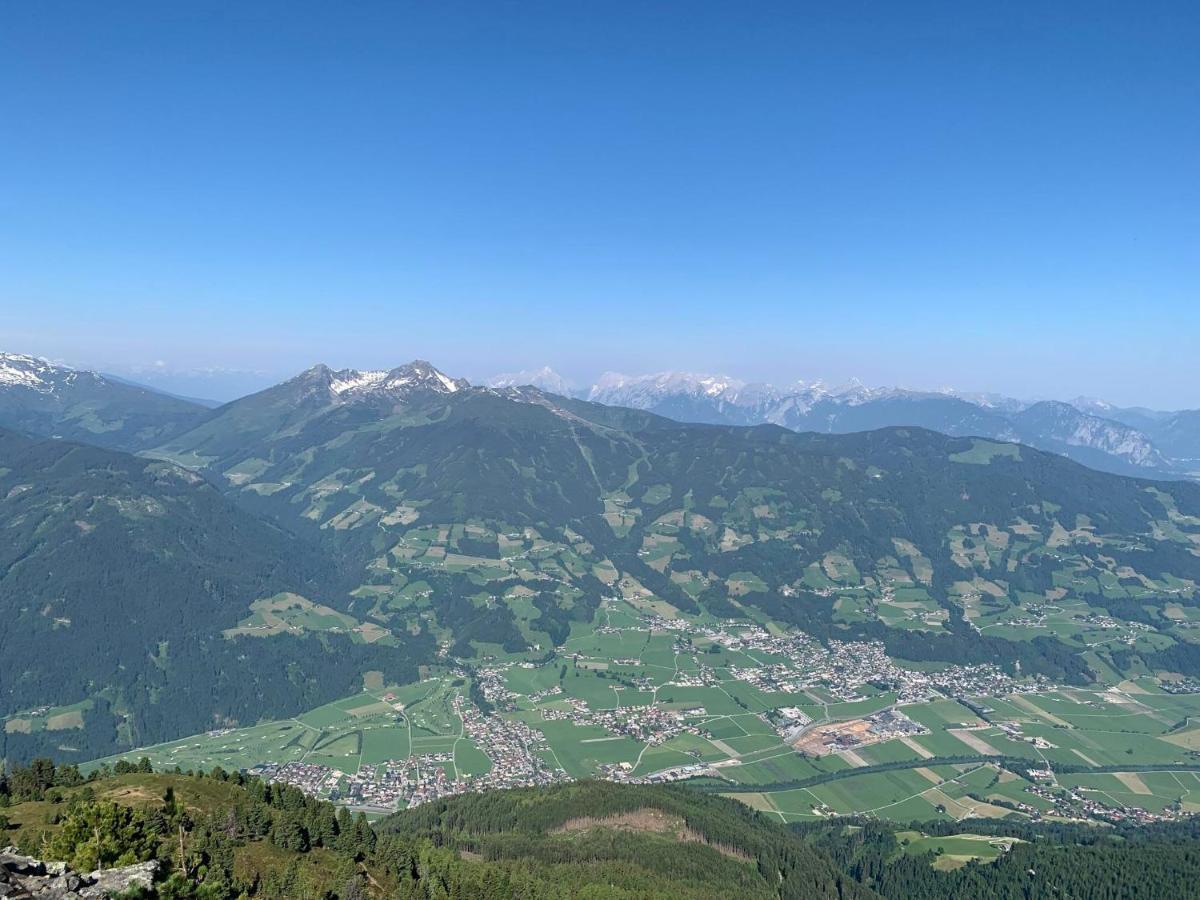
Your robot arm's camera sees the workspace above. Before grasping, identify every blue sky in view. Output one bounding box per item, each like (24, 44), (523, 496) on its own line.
(1, 1), (1197, 405)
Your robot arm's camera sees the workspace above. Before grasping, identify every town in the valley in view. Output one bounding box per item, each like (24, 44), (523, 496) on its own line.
(204, 599), (1200, 827)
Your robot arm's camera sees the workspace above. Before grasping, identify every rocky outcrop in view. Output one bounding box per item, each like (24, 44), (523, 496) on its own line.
(0, 847), (157, 898)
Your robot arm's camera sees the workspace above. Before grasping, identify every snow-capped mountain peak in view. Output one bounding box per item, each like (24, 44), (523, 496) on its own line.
(0, 349), (209, 451)
(381, 360), (465, 394)
(571, 366), (1192, 478)
(1069, 396), (1117, 416)
(0, 352), (54, 389)
(0, 352), (98, 392)
(298, 360), (467, 402)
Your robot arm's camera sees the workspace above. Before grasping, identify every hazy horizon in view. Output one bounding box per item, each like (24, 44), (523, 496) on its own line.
(2, 343), (1190, 412)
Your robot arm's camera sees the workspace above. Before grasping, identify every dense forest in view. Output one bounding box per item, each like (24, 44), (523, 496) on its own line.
(794, 814), (1200, 900)
(377, 780), (871, 900)
(0, 429), (435, 764)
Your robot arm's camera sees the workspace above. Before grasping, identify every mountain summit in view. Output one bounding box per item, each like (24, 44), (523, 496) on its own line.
(300, 360), (468, 401)
(151, 359), (474, 465)
(0, 352), (84, 391)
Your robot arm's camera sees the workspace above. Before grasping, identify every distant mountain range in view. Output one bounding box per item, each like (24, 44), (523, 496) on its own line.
(488, 365), (577, 396)
(489, 367), (1200, 480)
(1, 350), (1196, 480)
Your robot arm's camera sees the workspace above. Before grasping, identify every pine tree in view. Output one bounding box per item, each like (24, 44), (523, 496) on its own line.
(335, 806), (355, 852)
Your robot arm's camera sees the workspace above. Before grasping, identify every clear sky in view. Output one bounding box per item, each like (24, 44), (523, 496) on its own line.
(1, 1), (1197, 406)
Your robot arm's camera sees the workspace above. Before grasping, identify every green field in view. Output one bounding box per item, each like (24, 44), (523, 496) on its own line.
(81, 584), (1200, 828)
(895, 830), (1022, 870)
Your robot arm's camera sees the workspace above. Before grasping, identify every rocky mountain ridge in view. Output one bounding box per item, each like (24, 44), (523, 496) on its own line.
(0, 846), (157, 898)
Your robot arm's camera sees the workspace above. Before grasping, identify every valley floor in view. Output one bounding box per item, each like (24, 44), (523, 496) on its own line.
(85, 597), (1200, 830)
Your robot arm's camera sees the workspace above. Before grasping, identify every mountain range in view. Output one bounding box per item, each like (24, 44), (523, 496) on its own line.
(490, 366), (1200, 480)
(5, 350), (1195, 481)
(4, 350), (1200, 767)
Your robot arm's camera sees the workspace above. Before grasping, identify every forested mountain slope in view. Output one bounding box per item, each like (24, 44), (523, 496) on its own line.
(9, 760), (1200, 899)
(376, 780), (874, 899)
(794, 814), (1200, 900)
(0, 429), (432, 764)
(2, 762), (875, 899)
(151, 366), (1200, 685)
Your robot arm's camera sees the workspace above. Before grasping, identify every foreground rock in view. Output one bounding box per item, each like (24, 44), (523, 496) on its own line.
(0, 847), (157, 898)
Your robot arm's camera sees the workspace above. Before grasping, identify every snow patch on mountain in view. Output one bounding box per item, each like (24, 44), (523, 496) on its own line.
(0, 352), (93, 392)
(329, 369), (388, 394)
(302, 360), (467, 403)
(0, 353), (64, 390)
(0, 354), (52, 389)
(579, 368), (1188, 477)
(587, 372), (960, 425)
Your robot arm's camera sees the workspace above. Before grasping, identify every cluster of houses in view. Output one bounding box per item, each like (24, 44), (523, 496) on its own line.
(771, 706), (814, 742)
(707, 623), (1033, 704)
(241, 603), (1104, 813)
(1162, 678), (1200, 695)
(1026, 782), (1186, 825)
(249, 762), (340, 797)
(1006, 606), (1154, 644)
(793, 708), (926, 757)
(342, 701), (568, 810)
(995, 720), (1057, 749)
(335, 753), (456, 809)
(455, 695), (569, 795)
(474, 664), (520, 711)
(596, 759), (714, 784)
(540, 695), (703, 747)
